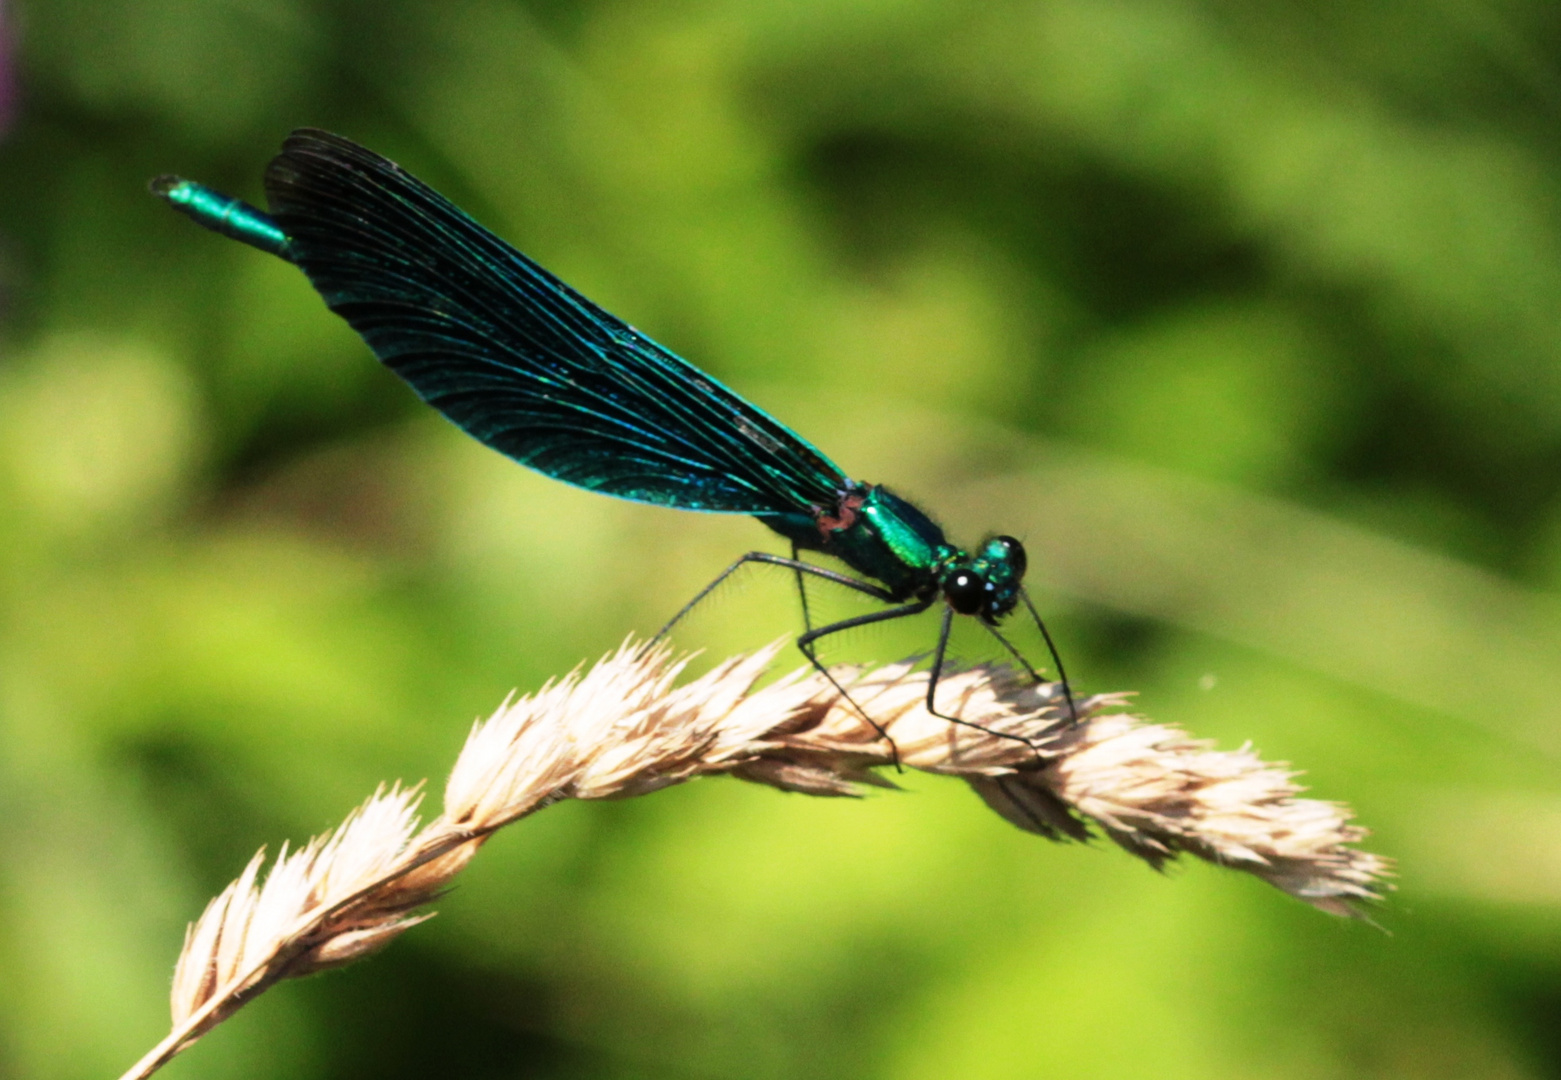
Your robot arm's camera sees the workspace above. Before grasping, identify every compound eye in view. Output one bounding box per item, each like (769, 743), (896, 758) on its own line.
(944, 570), (986, 615)
(994, 535), (1027, 578)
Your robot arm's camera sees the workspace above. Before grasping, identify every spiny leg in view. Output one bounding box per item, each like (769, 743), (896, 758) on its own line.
(982, 621), (1041, 683)
(651, 550), (894, 647)
(790, 542), (814, 634)
(984, 621), (1077, 732)
(796, 598), (935, 771)
(653, 552), (910, 763)
(1020, 589), (1078, 725)
(926, 606), (1045, 760)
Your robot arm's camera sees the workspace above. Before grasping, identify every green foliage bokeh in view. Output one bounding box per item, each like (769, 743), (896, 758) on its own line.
(4, 1), (1561, 1077)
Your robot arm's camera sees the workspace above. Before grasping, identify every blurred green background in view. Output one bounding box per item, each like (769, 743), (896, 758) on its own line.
(3, 0), (1561, 1077)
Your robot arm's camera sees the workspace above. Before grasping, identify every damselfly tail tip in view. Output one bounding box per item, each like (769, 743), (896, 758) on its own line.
(148, 174), (188, 200)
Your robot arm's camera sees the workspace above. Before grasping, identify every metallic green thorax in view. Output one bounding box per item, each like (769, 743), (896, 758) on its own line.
(150, 176), (293, 259)
(860, 488), (943, 572)
(763, 485), (1024, 621)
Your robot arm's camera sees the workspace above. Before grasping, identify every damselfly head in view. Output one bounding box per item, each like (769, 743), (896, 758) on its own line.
(939, 535), (1026, 622)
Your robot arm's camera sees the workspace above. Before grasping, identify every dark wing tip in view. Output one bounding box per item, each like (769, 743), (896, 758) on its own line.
(280, 127), (373, 160)
(270, 128), (404, 183)
(283, 126), (350, 147)
(264, 129), (384, 205)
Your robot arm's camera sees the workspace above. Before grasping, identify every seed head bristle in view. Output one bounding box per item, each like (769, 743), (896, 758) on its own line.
(123, 641), (1390, 1080)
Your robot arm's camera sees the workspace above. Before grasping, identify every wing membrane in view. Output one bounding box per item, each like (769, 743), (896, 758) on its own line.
(263, 129), (849, 514)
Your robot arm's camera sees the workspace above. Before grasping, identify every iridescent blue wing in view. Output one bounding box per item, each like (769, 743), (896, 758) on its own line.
(263, 129), (849, 514)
